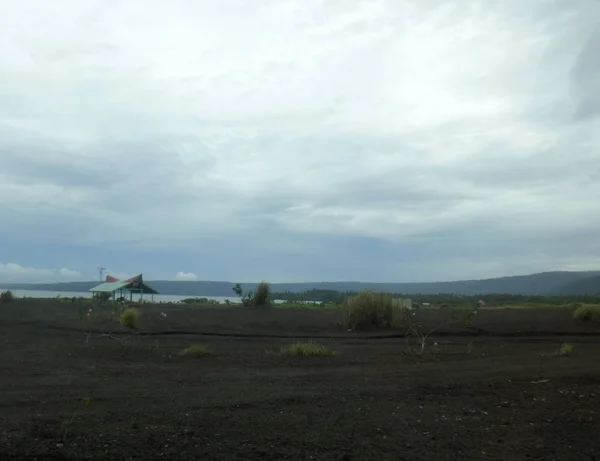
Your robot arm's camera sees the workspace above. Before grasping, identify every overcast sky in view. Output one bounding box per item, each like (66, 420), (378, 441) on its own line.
(1, 0), (599, 283)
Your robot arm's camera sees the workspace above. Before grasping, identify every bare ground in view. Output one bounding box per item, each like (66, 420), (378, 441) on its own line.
(0, 300), (599, 460)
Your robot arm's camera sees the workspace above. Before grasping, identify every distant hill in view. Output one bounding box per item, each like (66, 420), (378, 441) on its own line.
(2, 270), (600, 296)
(552, 274), (600, 295)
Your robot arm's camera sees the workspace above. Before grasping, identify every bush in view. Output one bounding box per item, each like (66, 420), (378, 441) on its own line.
(120, 308), (140, 330)
(573, 305), (600, 323)
(341, 290), (407, 331)
(179, 344), (212, 357)
(0, 290), (14, 303)
(280, 341), (335, 357)
(558, 342), (574, 356)
(181, 297), (221, 305)
(253, 281), (271, 307)
(233, 281), (271, 307)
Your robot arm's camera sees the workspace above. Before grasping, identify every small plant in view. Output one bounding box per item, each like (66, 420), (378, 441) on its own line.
(0, 290), (14, 303)
(232, 283), (243, 297)
(280, 341), (335, 357)
(466, 340), (474, 354)
(233, 283), (253, 306)
(120, 308), (140, 330)
(57, 397), (90, 443)
(84, 306), (145, 352)
(573, 305), (600, 323)
(404, 307), (479, 356)
(179, 344), (212, 357)
(558, 342), (574, 356)
(77, 306), (94, 344)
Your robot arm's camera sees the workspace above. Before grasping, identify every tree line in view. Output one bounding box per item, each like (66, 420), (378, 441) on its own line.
(270, 289), (600, 307)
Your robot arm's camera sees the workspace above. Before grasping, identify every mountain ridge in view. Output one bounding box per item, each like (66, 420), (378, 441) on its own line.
(553, 274), (600, 295)
(2, 270), (600, 296)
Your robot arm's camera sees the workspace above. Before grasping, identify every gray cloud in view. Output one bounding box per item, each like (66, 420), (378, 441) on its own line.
(0, 0), (599, 282)
(571, 29), (600, 121)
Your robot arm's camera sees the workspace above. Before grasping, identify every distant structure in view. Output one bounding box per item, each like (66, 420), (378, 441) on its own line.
(89, 274), (159, 303)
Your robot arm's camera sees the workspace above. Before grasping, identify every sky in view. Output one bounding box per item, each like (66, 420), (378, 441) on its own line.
(0, 0), (599, 283)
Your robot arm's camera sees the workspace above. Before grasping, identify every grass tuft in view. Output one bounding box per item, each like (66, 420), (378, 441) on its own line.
(179, 344), (212, 357)
(280, 341), (335, 357)
(119, 308), (140, 330)
(558, 342), (574, 356)
(340, 290), (408, 331)
(0, 290), (14, 303)
(253, 281), (271, 307)
(573, 305), (600, 323)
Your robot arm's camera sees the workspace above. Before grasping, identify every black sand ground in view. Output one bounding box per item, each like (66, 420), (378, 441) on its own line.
(1, 300), (599, 460)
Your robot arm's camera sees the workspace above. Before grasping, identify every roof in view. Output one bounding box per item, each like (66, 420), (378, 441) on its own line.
(89, 281), (129, 293)
(89, 274), (159, 295)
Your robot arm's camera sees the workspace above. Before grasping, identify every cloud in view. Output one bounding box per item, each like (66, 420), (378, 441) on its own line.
(571, 29), (600, 121)
(0, 263), (81, 283)
(174, 272), (198, 281)
(58, 268), (82, 279)
(0, 0), (598, 282)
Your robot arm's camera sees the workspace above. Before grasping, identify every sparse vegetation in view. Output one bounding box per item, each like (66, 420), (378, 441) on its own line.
(404, 307), (479, 356)
(340, 290), (407, 331)
(179, 344), (212, 357)
(0, 290), (14, 303)
(232, 281), (271, 307)
(558, 342), (574, 356)
(57, 397), (90, 443)
(280, 341), (335, 357)
(181, 297), (221, 305)
(3, 298), (600, 459)
(120, 308), (140, 330)
(573, 304), (600, 323)
(233, 282), (253, 306)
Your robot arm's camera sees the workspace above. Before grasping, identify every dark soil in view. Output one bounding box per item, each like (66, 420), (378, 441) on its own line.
(1, 300), (599, 460)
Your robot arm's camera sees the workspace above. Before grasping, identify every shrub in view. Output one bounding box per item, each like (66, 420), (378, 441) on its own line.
(120, 308), (140, 330)
(280, 341), (335, 357)
(179, 344), (212, 357)
(253, 281), (271, 307)
(558, 342), (574, 356)
(573, 305), (600, 323)
(340, 290), (407, 331)
(181, 297), (221, 305)
(0, 290), (14, 303)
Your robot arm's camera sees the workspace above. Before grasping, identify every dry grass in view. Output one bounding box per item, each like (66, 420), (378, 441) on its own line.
(340, 290), (408, 331)
(179, 344), (213, 357)
(280, 341), (335, 357)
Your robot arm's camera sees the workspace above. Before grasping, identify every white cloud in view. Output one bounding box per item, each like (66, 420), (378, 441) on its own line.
(0, 0), (598, 281)
(0, 262), (81, 282)
(175, 272), (198, 281)
(58, 268), (82, 279)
